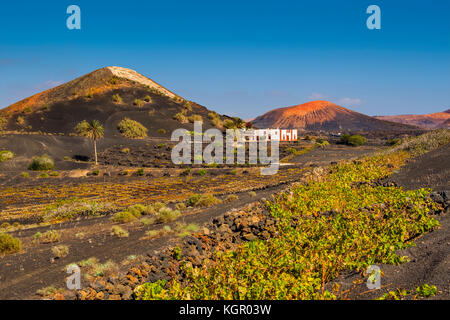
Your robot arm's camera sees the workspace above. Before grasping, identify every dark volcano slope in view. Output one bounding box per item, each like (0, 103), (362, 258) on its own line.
(386, 143), (450, 191)
(0, 67), (230, 138)
(1, 86), (221, 138)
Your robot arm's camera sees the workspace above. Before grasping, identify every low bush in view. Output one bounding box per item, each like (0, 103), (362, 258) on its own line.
(136, 168), (145, 176)
(28, 154), (54, 171)
(224, 194), (239, 202)
(176, 223), (199, 237)
(188, 115), (203, 123)
(155, 208), (181, 223)
(340, 134), (367, 146)
(157, 129), (166, 134)
(111, 203), (156, 223)
(415, 284), (437, 298)
(195, 169), (207, 176)
(118, 118), (148, 139)
(183, 101), (193, 111)
(111, 226), (129, 238)
(133, 99), (145, 107)
(16, 116), (25, 125)
(52, 245), (69, 258)
(40, 230), (61, 244)
(112, 94), (122, 103)
(111, 210), (138, 224)
(223, 119), (236, 129)
(186, 193), (221, 207)
(144, 95), (152, 103)
(174, 113), (188, 123)
(0, 233), (22, 255)
(0, 150), (14, 162)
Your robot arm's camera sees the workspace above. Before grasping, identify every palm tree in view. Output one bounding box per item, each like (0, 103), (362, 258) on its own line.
(75, 120), (104, 165)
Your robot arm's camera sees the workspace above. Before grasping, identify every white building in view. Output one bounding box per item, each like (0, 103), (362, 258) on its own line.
(242, 129), (298, 142)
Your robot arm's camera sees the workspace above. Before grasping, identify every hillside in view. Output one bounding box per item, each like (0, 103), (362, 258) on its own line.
(375, 109), (450, 129)
(0, 67), (227, 137)
(252, 100), (418, 132)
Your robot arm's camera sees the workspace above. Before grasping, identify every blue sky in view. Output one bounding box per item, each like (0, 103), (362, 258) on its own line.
(0, 0), (449, 119)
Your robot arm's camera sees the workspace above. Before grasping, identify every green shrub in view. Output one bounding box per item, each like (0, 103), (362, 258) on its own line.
(153, 202), (166, 211)
(111, 211), (138, 223)
(176, 223), (200, 237)
(223, 119), (236, 129)
(52, 245), (69, 258)
(118, 118), (148, 139)
(0, 150), (14, 162)
(157, 129), (166, 134)
(121, 148), (130, 154)
(112, 94), (122, 103)
(285, 147), (298, 155)
(49, 171), (59, 177)
(225, 194), (239, 202)
(39, 173), (49, 178)
(415, 284), (437, 298)
(136, 168), (145, 176)
(195, 169), (207, 176)
(40, 230), (61, 244)
(174, 113), (188, 123)
(16, 116), (25, 125)
(315, 140), (330, 148)
(183, 101), (192, 111)
(155, 208), (181, 223)
(0, 233), (22, 255)
(188, 115), (203, 123)
(157, 143), (165, 148)
(186, 193), (221, 207)
(211, 117), (224, 130)
(134, 99), (145, 107)
(28, 154), (54, 171)
(92, 170), (100, 176)
(144, 95), (152, 103)
(21, 172), (29, 178)
(208, 112), (219, 120)
(111, 226), (129, 238)
(140, 217), (154, 225)
(340, 134), (367, 146)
